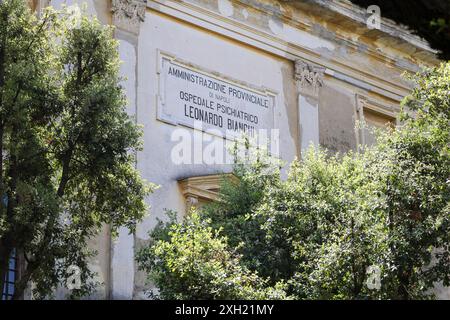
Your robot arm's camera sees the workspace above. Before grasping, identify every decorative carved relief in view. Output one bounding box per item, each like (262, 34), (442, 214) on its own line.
(295, 60), (325, 98)
(111, 0), (147, 35)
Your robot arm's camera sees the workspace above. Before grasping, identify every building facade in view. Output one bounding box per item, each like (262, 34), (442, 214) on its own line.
(26, 0), (447, 299)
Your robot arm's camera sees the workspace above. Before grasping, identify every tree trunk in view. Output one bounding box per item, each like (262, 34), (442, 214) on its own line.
(0, 1), (6, 218)
(397, 269), (411, 300)
(57, 148), (73, 197)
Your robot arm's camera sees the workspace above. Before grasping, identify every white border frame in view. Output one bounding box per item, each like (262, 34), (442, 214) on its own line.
(156, 49), (278, 140)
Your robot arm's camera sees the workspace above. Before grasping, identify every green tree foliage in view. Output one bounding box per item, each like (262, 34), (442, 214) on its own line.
(381, 63), (450, 299)
(138, 63), (449, 300)
(0, 0), (153, 299)
(136, 210), (289, 300)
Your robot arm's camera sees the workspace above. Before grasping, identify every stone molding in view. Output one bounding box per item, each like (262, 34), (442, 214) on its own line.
(148, 0), (425, 101)
(295, 60), (325, 98)
(354, 94), (399, 149)
(111, 0), (147, 35)
(178, 174), (238, 213)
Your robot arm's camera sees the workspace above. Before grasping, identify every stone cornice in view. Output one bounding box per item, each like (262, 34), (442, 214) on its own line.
(178, 174), (238, 203)
(146, 0), (436, 101)
(238, 0), (437, 67)
(306, 0), (435, 53)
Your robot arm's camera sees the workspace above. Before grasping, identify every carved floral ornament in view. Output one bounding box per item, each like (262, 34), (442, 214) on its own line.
(111, 0), (147, 35)
(294, 60), (325, 98)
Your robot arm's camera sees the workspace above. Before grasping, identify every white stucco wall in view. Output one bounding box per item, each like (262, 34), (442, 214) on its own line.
(135, 9), (298, 236)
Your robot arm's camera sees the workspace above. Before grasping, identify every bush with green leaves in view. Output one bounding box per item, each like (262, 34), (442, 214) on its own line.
(138, 63), (449, 300)
(136, 210), (289, 300)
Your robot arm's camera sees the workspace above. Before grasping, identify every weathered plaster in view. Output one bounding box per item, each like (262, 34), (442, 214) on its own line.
(111, 227), (135, 299)
(35, 0), (448, 300)
(108, 0), (145, 299)
(48, 0), (111, 25)
(217, 0), (233, 17)
(319, 83), (358, 154)
(280, 64), (299, 157)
